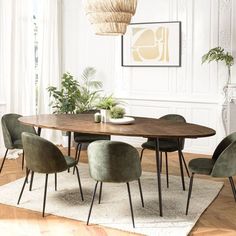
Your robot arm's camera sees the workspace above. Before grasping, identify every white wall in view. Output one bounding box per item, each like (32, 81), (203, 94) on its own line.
(61, 0), (235, 154)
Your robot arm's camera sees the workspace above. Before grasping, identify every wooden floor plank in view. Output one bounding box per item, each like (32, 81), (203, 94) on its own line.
(0, 148), (236, 236)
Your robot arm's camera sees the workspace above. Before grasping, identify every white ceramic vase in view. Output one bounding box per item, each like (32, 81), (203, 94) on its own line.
(100, 109), (110, 123)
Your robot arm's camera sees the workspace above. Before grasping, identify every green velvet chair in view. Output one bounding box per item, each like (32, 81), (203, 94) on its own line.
(74, 133), (110, 163)
(73, 110), (110, 174)
(1, 113), (36, 173)
(140, 114), (190, 189)
(186, 132), (236, 215)
(17, 132), (84, 217)
(87, 140), (144, 228)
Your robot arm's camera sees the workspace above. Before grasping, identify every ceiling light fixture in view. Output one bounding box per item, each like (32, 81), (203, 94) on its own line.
(84, 0), (137, 36)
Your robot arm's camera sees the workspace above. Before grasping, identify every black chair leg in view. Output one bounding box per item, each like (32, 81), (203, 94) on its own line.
(17, 169), (30, 204)
(229, 177), (236, 202)
(138, 178), (144, 207)
(21, 151), (24, 170)
(87, 181), (98, 225)
(140, 148), (145, 162)
(75, 143), (79, 161)
(26, 167), (29, 183)
(165, 152), (169, 188)
(73, 143), (82, 175)
(186, 173), (194, 215)
(74, 165), (84, 201)
(29, 171), (34, 191)
(42, 174), (48, 217)
(0, 149), (8, 173)
(181, 151), (190, 178)
(55, 173), (57, 191)
(127, 182), (135, 228)
(98, 182), (103, 204)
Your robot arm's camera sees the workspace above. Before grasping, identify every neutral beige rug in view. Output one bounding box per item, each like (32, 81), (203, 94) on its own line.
(0, 163), (223, 236)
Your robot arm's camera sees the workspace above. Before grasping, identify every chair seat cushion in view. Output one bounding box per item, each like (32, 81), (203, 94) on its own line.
(65, 156), (77, 168)
(141, 140), (179, 152)
(188, 158), (215, 175)
(12, 139), (23, 149)
(74, 133), (110, 143)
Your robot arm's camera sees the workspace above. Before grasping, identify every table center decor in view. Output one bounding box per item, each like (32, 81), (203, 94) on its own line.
(109, 116), (135, 125)
(94, 112), (101, 123)
(96, 95), (120, 123)
(109, 106), (135, 124)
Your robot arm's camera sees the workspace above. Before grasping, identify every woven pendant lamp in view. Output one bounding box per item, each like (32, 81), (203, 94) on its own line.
(84, 0), (137, 35)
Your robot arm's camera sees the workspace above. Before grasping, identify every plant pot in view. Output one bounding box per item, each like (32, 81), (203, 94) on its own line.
(100, 109), (110, 123)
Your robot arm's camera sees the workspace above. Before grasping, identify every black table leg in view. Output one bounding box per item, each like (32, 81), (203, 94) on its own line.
(155, 138), (163, 217)
(177, 138), (185, 191)
(68, 131), (71, 156)
(37, 127), (41, 136)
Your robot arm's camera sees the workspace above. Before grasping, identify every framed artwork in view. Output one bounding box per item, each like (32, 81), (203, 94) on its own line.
(121, 21), (181, 67)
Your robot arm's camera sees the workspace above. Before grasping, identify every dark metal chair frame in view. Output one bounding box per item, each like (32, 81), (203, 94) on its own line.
(87, 179), (144, 228)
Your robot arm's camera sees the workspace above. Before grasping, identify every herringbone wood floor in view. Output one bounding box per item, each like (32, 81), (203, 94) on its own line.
(0, 148), (236, 236)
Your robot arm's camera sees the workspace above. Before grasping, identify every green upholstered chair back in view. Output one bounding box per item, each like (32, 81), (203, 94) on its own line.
(1, 113), (36, 149)
(212, 132), (236, 161)
(22, 132), (68, 174)
(87, 140), (142, 183)
(148, 114), (186, 150)
(211, 132), (236, 177)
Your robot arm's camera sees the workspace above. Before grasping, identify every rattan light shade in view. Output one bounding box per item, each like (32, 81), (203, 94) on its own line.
(84, 0), (137, 35)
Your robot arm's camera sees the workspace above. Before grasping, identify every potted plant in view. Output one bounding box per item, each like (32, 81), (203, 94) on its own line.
(96, 95), (119, 122)
(76, 67), (103, 113)
(202, 47), (234, 134)
(110, 106), (126, 119)
(47, 72), (81, 145)
(47, 72), (80, 114)
(202, 46), (234, 85)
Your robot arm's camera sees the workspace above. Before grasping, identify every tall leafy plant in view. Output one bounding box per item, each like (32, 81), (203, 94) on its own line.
(47, 73), (80, 114)
(202, 47), (234, 84)
(76, 67), (103, 113)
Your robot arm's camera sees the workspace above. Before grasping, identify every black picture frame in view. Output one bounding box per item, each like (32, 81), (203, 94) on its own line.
(121, 21), (181, 67)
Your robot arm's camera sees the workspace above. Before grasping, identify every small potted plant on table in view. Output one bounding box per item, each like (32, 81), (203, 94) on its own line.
(110, 106), (126, 119)
(96, 95), (119, 122)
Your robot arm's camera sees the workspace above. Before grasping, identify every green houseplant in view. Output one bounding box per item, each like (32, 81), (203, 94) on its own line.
(96, 95), (119, 122)
(202, 46), (234, 84)
(110, 106), (126, 119)
(202, 47), (235, 134)
(47, 72), (80, 114)
(96, 95), (119, 110)
(76, 67), (103, 113)
(47, 72), (80, 140)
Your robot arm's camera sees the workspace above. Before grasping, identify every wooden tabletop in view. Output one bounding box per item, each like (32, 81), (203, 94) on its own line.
(19, 114), (216, 139)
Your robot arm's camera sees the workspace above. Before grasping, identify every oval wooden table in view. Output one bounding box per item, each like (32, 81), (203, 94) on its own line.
(19, 114), (216, 217)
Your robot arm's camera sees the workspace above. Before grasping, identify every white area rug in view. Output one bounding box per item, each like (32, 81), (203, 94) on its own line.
(0, 148), (23, 159)
(0, 164), (223, 236)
